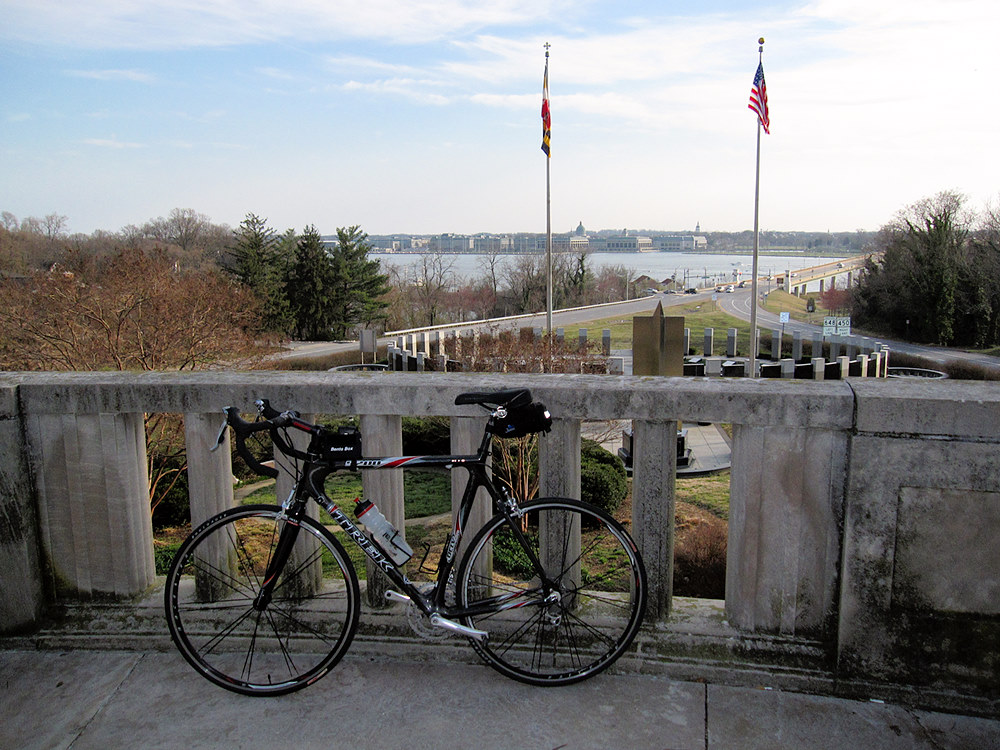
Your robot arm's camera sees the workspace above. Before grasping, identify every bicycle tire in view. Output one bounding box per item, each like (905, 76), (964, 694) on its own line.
(456, 498), (646, 686)
(164, 504), (360, 696)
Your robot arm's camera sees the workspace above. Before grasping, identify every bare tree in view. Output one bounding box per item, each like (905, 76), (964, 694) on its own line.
(42, 213), (68, 243)
(411, 252), (457, 327)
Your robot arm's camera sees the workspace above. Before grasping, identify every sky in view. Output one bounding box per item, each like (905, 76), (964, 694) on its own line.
(1, 0), (998, 237)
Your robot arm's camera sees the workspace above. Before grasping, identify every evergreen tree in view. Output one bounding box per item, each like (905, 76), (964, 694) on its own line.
(228, 213), (291, 333)
(853, 192), (974, 346)
(286, 225), (337, 340)
(326, 226), (390, 339)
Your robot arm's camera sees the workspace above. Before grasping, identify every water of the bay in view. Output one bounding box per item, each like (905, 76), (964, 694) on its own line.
(373, 251), (850, 289)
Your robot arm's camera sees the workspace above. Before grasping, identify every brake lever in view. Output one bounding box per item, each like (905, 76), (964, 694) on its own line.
(210, 411), (229, 452)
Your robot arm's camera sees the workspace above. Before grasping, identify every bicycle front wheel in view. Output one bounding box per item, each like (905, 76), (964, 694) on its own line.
(456, 498), (646, 686)
(164, 504), (360, 696)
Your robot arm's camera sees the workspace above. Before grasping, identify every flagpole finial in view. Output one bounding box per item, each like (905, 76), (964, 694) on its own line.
(544, 41), (550, 58)
(758, 37), (764, 54)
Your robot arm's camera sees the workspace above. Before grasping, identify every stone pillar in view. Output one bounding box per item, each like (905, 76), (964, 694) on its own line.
(792, 331), (802, 361)
(704, 328), (714, 356)
(555, 328), (564, 346)
(812, 357), (826, 380)
(450, 416), (491, 577)
(683, 328), (690, 356)
(602, 329), (612, 356)
(0, 386), (44, 632)
(361, 414), (404, 607)
(631, 419), (676, 620)
(27, 411), (153, 598)
(539, 418), (582, 595)
(727, 424), (847, 637)
(184, 412), (235, 528)
(812, 332), (823, 359)
(727, 328), (738, 358)
(771, 329), (781, 360)
(578, 328), (588, 351)
(781, 358), (795, 379)
(836, 355), (850, 379)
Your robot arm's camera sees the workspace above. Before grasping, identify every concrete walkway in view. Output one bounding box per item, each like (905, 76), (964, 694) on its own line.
(2, 648), (998, 750)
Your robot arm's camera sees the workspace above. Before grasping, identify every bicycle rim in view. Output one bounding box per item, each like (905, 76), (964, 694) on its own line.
(165, 505), (360, 696)
(456, 499), (646, 686)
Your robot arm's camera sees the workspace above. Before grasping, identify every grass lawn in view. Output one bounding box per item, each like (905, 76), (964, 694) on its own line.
(561, 290), (848, 357)
(676, 471), (730, 519)
(241, 469), (452, 520)
(560, 298), (757, 355)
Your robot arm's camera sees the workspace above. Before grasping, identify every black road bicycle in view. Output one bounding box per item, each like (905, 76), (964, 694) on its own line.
(164, 388), (647, 696)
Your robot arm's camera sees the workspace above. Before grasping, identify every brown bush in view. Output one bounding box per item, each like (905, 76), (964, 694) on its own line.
(673, 512), (728, 598)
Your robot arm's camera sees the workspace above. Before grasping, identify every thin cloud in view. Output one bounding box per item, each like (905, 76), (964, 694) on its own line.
(342, 79), (451, 106)
(2, 0), (573, 49)
(82, 137), (145, 149)
(65, 69), (156, 83)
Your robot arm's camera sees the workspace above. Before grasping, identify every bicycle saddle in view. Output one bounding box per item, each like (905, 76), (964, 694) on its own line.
(454, 388), (532, 408)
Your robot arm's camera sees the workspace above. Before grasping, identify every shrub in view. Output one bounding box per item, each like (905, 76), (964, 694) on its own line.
(580, 438), (627, 515)
(673, 519), (727, 598)
(492, 526), (537, 579)
(401, 416), (451, 455)
(152, 454), (191, 529)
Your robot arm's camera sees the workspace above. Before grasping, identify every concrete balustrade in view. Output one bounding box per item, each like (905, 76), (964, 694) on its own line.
(1, 371), (999, 703)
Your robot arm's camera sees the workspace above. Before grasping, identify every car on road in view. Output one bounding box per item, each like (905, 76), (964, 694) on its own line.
(684, 288), (697, 294)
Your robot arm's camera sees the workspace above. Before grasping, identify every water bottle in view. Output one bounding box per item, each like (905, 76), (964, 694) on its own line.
(354, 499), (413, 566)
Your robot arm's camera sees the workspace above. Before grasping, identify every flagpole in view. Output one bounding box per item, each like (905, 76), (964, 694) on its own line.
(748, 37), (764, 377)
(544, 43), (553, 336)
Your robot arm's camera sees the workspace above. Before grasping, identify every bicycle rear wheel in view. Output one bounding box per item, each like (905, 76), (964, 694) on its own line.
(456, 498), (646, 686)
(164, 504), (360, 696)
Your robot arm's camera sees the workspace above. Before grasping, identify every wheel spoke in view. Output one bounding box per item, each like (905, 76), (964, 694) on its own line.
(458, 500), (646, 686)
(165, 506), (359, 696)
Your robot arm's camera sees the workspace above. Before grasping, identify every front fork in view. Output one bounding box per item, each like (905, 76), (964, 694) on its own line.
(253, 492), (304, 611)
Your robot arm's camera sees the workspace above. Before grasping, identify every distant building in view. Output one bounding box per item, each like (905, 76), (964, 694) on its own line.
(602, 231), (653, 252)
(427, 233), (474, 253)
(472, 234), (513, 253)
(654, 235), (708, 252)
(553, 234), (591, 252)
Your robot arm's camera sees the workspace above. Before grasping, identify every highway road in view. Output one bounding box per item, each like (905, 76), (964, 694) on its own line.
(281, 293), (707, 360)
(717, 287), (1000, 373)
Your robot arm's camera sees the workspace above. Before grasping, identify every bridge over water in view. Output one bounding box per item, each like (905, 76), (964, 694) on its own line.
(773, 254), (871, 295)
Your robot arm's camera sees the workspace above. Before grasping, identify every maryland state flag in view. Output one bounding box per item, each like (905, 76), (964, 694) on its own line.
(541, 59), (551, 157)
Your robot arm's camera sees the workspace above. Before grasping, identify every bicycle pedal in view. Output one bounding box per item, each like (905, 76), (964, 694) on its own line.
(384, 590), (411, 604)
(429, 614), (488, 642)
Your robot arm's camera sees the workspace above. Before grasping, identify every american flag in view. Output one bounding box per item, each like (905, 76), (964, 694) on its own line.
(749, 62), (769, 134)
(541, 61), (551, 157)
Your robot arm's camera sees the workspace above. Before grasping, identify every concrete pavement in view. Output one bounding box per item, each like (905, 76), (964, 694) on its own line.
(2, 648), (998, 750)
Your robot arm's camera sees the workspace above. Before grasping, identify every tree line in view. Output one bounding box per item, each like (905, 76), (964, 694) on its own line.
(851, 191), (1000, 348)
(0, 207), (651, 340)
